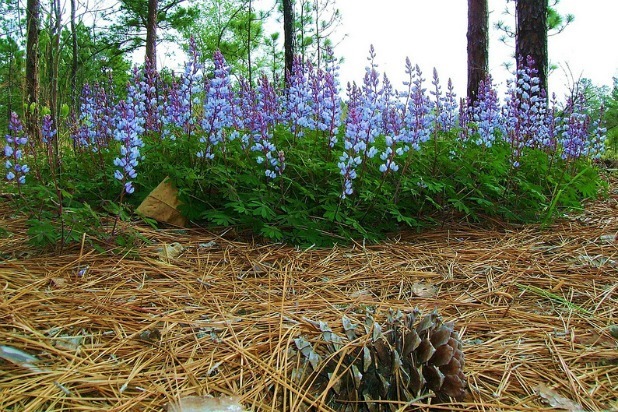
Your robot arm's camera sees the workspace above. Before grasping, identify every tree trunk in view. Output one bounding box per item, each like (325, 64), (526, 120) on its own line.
(50, 0), (61, 122)
(70, 0), (78, 110)
(145, 0), (158, 67)
(247, 0), (253, 84)
(282, 0), (295, 84)
(466, 0), (488, 104)
(516, 0), (548, 92)
(26, 0), (41, 140)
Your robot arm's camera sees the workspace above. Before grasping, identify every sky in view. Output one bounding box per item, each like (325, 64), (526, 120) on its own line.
(333, 0), (618, 99)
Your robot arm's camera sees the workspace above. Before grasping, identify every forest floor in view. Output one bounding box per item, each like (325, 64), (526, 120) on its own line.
(0, 174), (616, 411)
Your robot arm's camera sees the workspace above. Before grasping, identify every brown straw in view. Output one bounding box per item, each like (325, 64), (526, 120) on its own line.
(1, 176), (616, 411)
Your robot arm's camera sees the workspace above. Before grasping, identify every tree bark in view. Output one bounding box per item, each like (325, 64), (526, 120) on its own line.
(516, 0), (548, 92)
(466, 0), (489, 104)
(145, 0), (158, 67)
(282, 0), (295, 84)
(70, 0), (78, 110)
(26, 0), (41, 140)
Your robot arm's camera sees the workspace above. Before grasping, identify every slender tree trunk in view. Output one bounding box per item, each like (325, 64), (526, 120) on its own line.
(145, 0), (158, 67)
(466, 0), (489, 104)
(70, 0), (78, 110)
(50, 0), (61, 122)
(26, 0), (41, 140)
(516, 0), (548, 92)
(247, 0), (253, 84)
(282, 0), (294, 84)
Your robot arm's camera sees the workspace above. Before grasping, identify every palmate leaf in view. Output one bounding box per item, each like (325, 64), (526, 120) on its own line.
(201, 210), (237, 226)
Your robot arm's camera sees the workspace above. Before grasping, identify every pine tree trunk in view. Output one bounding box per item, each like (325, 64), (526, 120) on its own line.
(26, 0), (41, 140)
(466, 0), (489, 104)
(282, 0), (295, 84)
(516, 0), (548, 92)
(145, 0), (158, 67)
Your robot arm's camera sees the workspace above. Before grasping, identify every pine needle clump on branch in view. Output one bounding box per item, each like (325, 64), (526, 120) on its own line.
(293, 308), (466, 411)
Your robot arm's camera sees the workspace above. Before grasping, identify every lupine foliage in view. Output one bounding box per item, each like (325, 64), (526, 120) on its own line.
(1, 46), (608, 248)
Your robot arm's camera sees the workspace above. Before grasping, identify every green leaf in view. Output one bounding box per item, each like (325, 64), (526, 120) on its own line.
(201, 210), (237, 226)
(260, 225), (283, 241)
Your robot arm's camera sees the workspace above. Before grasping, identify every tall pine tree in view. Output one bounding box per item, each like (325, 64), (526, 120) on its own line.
(467, 0), (489, 104)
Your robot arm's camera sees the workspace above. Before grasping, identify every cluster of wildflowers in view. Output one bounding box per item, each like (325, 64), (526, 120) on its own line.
(162, 37), (204, 140)
(338, 46), (385, 197)
(198, 50), (235, 160)
(72, 83), (115, 150)
(378, 75), (405, 174)
(316, 48), (342, 146)
(468, 76), (503, 147)
(285, 57), (315, 138)
(432, 70), (458, 132)
(402, 60), (434, 150)
(502, 57), (548, 166)
(112, 98), (145, 195)
(3, 112), (29, 185)
(50, 47), (607, 202)
(252, 75), (282, 178)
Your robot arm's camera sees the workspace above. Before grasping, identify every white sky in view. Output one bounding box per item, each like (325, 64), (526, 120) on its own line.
(334, 0), (618, 99)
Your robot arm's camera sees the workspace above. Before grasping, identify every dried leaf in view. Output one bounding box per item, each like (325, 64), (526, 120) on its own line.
(53, 334), (84, 352)
(158, 242), (184, 261)
(167, 395), (247, 412)
(534, 384), (584, 412)
(411, 282), (437, 298)
(50, 277), (67, 287)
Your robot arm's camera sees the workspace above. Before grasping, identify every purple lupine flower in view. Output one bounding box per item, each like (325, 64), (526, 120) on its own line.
(256, 74), (281, 127)
(198, 50), (234, 160)
(560, 92), (590, 160)
(41, 114), (57, 145)
(162, 37), (204, 140)
(234, 77), (257, 149)
(469, 76), (502, 147)
(378, 74), (404, 174)
(73, 82), (116, 151)
(437, 77), (458, 131)
(316, 47), (342, 147)
(141, 58), (161, 133)
(285, 56), (314, 138)
(339, 45), (385, 196)
(112, 99), (145, 195)
(542, 92), (561, 152)
(3, 112), (29, 185)
(503, 56), (548, 155)
(588, 105), (607, 159)
(401, 60), (434, 151)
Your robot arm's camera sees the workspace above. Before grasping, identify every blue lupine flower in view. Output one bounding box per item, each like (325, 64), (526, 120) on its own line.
(112, 100), (145, 195)
(402, 60), (434, 150)
(41, 114), (57, 145)
(3, 112), (28, 185)
(469, 76), (502, 147)
(285, 56), (314, 138)
(198, 50), (234, 160)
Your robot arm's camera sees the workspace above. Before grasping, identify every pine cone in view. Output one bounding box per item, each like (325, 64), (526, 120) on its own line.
(292, 309), (466, 411)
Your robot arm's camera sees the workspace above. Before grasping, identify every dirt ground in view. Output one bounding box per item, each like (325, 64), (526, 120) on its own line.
(0, 175), (616, 411)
